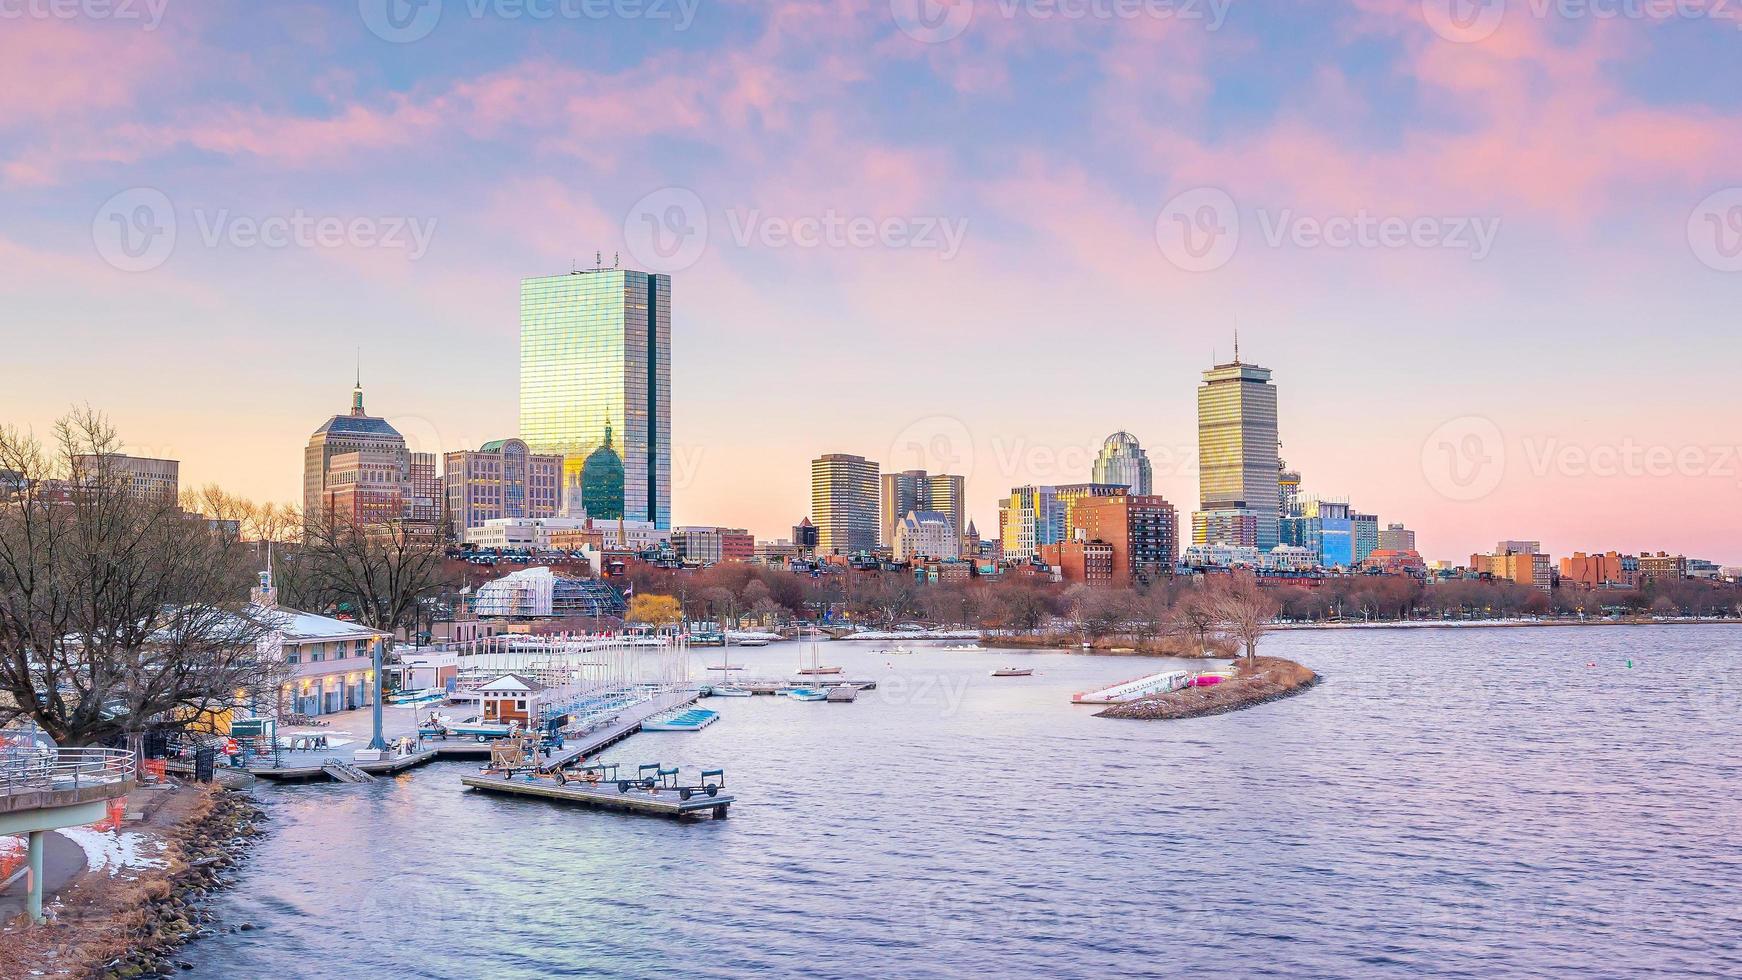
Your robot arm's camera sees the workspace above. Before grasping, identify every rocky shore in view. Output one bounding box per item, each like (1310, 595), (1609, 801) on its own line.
(1095, 656), (1319, 720)
(2, 784), (267, 979)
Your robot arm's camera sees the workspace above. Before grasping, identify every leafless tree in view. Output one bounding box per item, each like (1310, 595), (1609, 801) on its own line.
(1212, 573), (1280, 661)
(275, 506), (451, 646)
(0, 410), (285, 756)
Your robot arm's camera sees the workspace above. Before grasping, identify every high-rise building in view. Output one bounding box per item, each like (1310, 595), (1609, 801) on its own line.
(1379, 523), (1416, 553)
(1067, 492), (1179, 587)
(520, 268), (671, 530)
(71, 453), (180, 503)
(1352, 512), (1380, 564)
(880, 471), (965, 548)
(1194, 350), (1281, 550)
(811, 454), (879, 555)
(1285, 498), (1355, 568)
(443, 438), (563, 539)
(1092, 432), (1153, 495)
(304, 381), (409, 522)
(409, 453), (442, 524)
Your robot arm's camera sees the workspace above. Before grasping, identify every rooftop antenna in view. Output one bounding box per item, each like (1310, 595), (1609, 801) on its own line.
(613, 251), (620, 269)
(595, 250), (603, 270)
(1233, 330), (1240, 365)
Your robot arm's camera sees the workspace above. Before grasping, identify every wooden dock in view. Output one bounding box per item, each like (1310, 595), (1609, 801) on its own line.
(247, 690), (703, 783)
(728, 678), (879, 696)
(461, 773), (733, 819)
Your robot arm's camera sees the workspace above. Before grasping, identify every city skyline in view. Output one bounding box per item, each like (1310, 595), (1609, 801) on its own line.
(5, 6), (1740, 563)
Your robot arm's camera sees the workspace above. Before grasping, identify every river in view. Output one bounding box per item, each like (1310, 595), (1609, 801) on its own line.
(182, 625), (1741, 978)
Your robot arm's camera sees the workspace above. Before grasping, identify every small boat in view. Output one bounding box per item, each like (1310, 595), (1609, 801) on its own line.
(940, 643), (984, 652)
(795, 627), (842, 676)
(709, 685), (753, 697)
(886, 646), (915, 655)
(825, 685), (859, 703)
(642, 708), (720, 732)
(796, 665), (844, 676)
(786, 688), (828, 702)
(990, 667), (1034, 677)
(387, 688), (446, 705)
(705, 664), (747, 671)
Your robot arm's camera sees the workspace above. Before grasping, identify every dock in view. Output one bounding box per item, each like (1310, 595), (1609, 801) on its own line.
(246, 689), (702, 782)
(725, 678), (878, 696)
(461, 773), (733, 819)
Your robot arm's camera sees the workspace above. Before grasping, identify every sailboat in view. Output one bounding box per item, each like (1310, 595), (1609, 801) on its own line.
(795, 627), (843, 676)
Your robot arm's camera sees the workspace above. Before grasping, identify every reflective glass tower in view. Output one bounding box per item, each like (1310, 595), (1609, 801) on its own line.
(520, 269), (671, 529)
(1092, 432), (1153, 495)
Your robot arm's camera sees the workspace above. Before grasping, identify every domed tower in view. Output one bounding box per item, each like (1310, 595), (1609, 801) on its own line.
(579, 419), (625, 521)
(1092, 431), (1153, 495)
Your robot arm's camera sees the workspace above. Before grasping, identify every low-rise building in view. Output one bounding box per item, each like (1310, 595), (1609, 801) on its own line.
(1470, 541), (1552, 592)
(1560, 551), (1637, 589)
(251, 575), (389, 719)
(1637, 552), (1688, 583)
(672, 526), (755, 565)
(471, 566), (626, 619)
(894, 511), (961, 562)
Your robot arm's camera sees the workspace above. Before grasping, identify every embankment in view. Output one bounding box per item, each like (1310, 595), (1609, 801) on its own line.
(1095, 656), (1319, 720)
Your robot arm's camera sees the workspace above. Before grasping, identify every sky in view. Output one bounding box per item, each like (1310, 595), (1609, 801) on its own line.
(2, 0), (1740, 563)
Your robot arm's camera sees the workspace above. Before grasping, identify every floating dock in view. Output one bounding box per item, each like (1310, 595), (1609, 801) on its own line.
(721, 678), (878, 696)
(460, 773), (733, 819)
(1071, 670), (1193, 704)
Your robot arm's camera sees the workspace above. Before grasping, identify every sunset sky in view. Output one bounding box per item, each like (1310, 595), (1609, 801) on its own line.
(3, 1), (1740, 562)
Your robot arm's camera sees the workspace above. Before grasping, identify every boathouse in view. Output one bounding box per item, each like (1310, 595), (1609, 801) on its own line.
(478, 674), (545, 726)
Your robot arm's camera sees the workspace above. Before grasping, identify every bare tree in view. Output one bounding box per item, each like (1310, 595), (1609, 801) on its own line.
(1212, 574), (1280, 661)
(1169, 586), (1223, 655)
(276, 506), (451, 749)
(0, 411), (284, 757)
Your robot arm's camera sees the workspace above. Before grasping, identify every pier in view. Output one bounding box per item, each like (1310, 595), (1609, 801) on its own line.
(722, 678), (879, 696)
(461, 772), (734, 819)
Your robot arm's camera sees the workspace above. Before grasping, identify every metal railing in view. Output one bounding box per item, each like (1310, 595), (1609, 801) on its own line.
(0, 746), (137, 797)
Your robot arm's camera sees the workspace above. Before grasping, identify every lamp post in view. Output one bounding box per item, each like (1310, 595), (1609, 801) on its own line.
(368, 636), (389, 752)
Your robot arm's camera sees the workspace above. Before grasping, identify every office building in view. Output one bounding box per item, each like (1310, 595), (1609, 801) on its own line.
(1092, 432), (1153, 495)
(322, 447), (410, 523)
(520, 268), (671, 529)
(303, 380), (410, 522)
(1637, 552), (1689, 583)
(792, 517), (819, 556)
(408, 453), (442, 524)
(1194, 349), (1281, 550)
(1379, 523), (1417, 554)
(672, 526), (755, 565)
(880, 471), (966, 548)
(71, 453), (180, 503)
(443, 438), (562, 538)
(811, 454), (880, 555)
(1284, 498), (1355, 569)
(1352, 512), (1380, 564)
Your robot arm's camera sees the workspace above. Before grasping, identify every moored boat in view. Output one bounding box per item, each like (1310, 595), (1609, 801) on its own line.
(710, 685), (753, 697)
(785, 688), (828, 702)
(990, 667), (1034, 677)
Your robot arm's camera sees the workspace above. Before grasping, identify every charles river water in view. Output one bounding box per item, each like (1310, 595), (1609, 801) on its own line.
(183, 625), (1740, 978)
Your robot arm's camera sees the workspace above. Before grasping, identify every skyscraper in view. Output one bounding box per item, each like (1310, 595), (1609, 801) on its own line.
(1092, 432), (1153, 495)
(520, 268), (671, 530)
(811, 454), (880, 555)
(880, 470), (965, 547)
(443, 438), (563, 538)
(303, 380), (409, 521)
(1194, 350), (1281, 550)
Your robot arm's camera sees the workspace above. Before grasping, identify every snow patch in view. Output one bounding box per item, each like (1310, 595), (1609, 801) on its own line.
(56, 827), (167, 876)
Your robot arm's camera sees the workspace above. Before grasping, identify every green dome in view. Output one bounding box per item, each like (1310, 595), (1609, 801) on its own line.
(580, 422), (624, 520)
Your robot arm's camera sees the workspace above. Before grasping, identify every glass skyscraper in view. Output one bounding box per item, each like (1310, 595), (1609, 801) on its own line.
(1195, 356), (1281, 550)
(1092, 431), (1153, 495)
(520, 269), (671, 529)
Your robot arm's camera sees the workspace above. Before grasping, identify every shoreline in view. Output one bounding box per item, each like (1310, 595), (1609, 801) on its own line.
(2, 783), (266, 979)
(1094, 656), (1320, 721)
